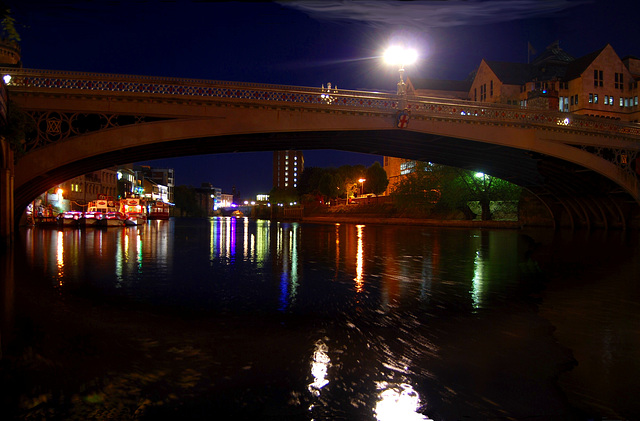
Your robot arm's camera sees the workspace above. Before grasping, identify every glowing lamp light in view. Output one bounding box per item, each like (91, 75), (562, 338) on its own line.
(475, 172), (485, 178)
(383, 46), (418, 66)
(3, 74), (11, 84)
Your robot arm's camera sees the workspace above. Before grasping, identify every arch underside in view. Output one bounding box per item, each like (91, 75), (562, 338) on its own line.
(14, 128), (639, 230)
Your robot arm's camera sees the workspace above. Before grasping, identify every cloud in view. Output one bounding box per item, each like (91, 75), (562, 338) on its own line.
(279, 0), (587, 28)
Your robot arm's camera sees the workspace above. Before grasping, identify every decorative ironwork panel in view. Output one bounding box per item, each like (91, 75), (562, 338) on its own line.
(24, 111), (171, 152)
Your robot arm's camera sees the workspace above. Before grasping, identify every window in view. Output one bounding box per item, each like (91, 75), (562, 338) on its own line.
(609, 96), (614, 106)
(474, 88), (477, 101)
(620, 97), (624, 107)
(615, 73), (624, 90)
(490, 80), (493, 97)
(589, 93), (593, 103)
(635, 96), (638, 106)
(594, 69), (603, 87)
(594, 94), (598, 104)
(574, 94), (578, 105)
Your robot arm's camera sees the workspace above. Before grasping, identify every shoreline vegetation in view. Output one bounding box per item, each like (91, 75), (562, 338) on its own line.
(291, 201), (526, 229)
(300, 215), (522, 229)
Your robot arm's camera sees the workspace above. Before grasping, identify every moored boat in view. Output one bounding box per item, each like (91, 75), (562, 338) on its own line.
(95, 212), (126, 227)
(148, 201), (171, 220)
(57, 210), (83, 227)
(119, 198), (147, 226)
(124, 212), (146, 226)
(80, 198), (118, 227)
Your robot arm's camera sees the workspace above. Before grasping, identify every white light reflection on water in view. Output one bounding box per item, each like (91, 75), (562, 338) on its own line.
(471, 249), (485, 310)
(374, 382), (431, 421)
(308, 339), (331, 396)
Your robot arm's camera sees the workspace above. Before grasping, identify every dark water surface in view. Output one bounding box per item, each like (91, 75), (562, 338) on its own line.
(1, 218), (639, 420)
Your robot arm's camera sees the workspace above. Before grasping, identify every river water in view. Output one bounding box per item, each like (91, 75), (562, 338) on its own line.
(1, 217), (639, 420)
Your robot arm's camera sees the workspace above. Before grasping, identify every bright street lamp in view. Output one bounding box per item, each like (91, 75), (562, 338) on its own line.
(384, 46), (418, 96)
(358, 178), (366, 196)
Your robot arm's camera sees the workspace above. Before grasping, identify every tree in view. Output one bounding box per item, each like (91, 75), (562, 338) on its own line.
(173, 185), (201, 217)
(364, 162), (388, 196)
(391, 162), (450, 212)
(269, 187), (299, 205)
(318, 172), (340, 201)
(438, 169), (522, 220)
(0, 5), (20, 43)
(297, 166), (325, 197)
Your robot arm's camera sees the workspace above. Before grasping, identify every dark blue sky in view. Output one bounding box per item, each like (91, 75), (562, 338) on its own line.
(8, 0), (638, 197)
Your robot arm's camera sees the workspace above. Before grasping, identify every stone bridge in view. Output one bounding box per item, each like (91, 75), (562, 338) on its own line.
(2, 67), (640, 237)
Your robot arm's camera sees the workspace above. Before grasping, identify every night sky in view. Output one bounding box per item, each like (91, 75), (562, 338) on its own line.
(7, 0), (638, 198)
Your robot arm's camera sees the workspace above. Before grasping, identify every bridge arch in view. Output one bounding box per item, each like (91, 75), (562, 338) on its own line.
(5, 68), (640, 229)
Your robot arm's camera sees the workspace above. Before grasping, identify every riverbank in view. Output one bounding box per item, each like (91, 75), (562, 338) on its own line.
(300, 215), (523, 229)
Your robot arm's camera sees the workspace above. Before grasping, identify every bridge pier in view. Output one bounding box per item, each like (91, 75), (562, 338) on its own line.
(0, 139), (14, 250)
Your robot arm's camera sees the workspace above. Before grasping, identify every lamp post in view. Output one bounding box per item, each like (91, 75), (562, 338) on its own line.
(358, 178), (366, 197)
(384, 46), (417, 109)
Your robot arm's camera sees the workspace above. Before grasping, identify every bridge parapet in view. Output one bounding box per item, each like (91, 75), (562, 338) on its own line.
(3, 67), (640, 143)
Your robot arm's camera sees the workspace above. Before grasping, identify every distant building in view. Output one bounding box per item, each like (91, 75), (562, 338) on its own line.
(195, 183), (222, 216)
(220, 193), (234, 208)
(51, 167), (118, 211)
(116, 166), (136, 198)
(136, 165), (175, 202)
(273, 150), (304, 190)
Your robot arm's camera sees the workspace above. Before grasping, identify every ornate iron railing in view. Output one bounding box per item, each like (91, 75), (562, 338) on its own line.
(2, 67), (640, 141)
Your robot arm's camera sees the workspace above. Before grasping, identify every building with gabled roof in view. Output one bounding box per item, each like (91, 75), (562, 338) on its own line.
(467, 42), (639, 121)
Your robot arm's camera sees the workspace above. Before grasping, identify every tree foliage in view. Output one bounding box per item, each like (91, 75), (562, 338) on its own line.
(173, 185), (203, 217)
(391, 162), (453, 211)
(269, 187), (299, 205)
(440, 170), (521, 220)
(364, 162), (389, 196)
(1, 100), (35, 160)
(391, 162), (521, 220)
(0, 5), (20, 42)
(298, 162), (386, 202)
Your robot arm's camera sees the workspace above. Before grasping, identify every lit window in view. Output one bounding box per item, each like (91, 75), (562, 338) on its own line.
(589, 93), (593, 103)
(594, 94), (598, 104)
(620, 97), (624, 107)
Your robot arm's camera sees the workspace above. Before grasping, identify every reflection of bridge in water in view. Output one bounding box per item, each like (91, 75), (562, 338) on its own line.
(2, 67), (640, 235)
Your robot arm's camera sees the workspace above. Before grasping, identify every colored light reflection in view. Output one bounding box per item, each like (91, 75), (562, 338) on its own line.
(277, 223), (299, 311)
(56, 230), (64, 286)
(308, 340), (330, 396)
(374, 382), (431, 421)
(354, 224), (365, 293)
